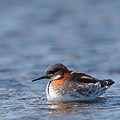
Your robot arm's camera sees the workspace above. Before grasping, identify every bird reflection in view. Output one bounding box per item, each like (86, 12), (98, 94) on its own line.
(47, 102), (92, 114)
(45, 97), (108, 114)
(46, 101), (80, 114)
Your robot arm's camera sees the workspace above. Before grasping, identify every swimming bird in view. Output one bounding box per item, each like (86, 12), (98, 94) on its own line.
(32, 63), (115, 102)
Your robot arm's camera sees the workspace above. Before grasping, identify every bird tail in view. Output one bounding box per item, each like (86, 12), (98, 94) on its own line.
(100, 79), (115, 87)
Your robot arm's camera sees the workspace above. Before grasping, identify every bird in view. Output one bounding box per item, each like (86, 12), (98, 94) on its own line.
(32, 63), (115, 102)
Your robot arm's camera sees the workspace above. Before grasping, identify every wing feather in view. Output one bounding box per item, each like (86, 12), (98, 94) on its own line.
(64, 73), (106, 98)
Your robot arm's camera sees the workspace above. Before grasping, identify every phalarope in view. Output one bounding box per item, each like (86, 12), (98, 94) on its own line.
(32, 63), (114, 102)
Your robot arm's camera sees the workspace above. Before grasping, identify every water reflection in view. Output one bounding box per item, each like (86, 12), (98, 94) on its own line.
(47, 102), (79, 114)
(46, 97), (108, 114)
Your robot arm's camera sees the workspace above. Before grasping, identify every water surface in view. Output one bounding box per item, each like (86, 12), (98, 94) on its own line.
(0, 0), (120, 120)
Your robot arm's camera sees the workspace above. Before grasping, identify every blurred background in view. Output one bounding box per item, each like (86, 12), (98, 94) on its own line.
(0, 0), (120, 120)
(1, 0), (120, 79)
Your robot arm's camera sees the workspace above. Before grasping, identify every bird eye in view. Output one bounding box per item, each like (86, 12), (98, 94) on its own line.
(49, 70), (54, 74)
(49, 68), (60, 74)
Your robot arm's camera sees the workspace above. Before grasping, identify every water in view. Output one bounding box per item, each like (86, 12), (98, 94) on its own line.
(0, 0), (120, 120)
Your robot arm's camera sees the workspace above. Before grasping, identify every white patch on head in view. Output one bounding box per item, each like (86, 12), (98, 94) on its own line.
(51, 74), (61, 80)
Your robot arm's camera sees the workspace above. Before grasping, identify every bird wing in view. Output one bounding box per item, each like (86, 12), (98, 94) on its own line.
(66, 72), (114, 86)
(67, 72), (99, 83)
(63, 72), (107, 97)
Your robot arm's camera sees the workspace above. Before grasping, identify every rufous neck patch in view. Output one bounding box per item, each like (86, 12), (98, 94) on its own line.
(50, 72), (68, 86)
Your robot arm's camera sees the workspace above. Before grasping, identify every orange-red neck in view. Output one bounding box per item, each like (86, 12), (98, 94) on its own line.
(50, 72), (68, 86)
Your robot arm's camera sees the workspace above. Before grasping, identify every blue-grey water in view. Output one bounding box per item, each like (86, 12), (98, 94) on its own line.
(0, 0), (120, 120)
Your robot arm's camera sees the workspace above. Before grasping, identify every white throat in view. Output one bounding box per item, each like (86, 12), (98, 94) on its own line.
(51, 74), (61, 80)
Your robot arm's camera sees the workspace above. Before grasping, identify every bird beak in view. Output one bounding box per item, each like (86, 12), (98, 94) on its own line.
(32, 75), (49, 82)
